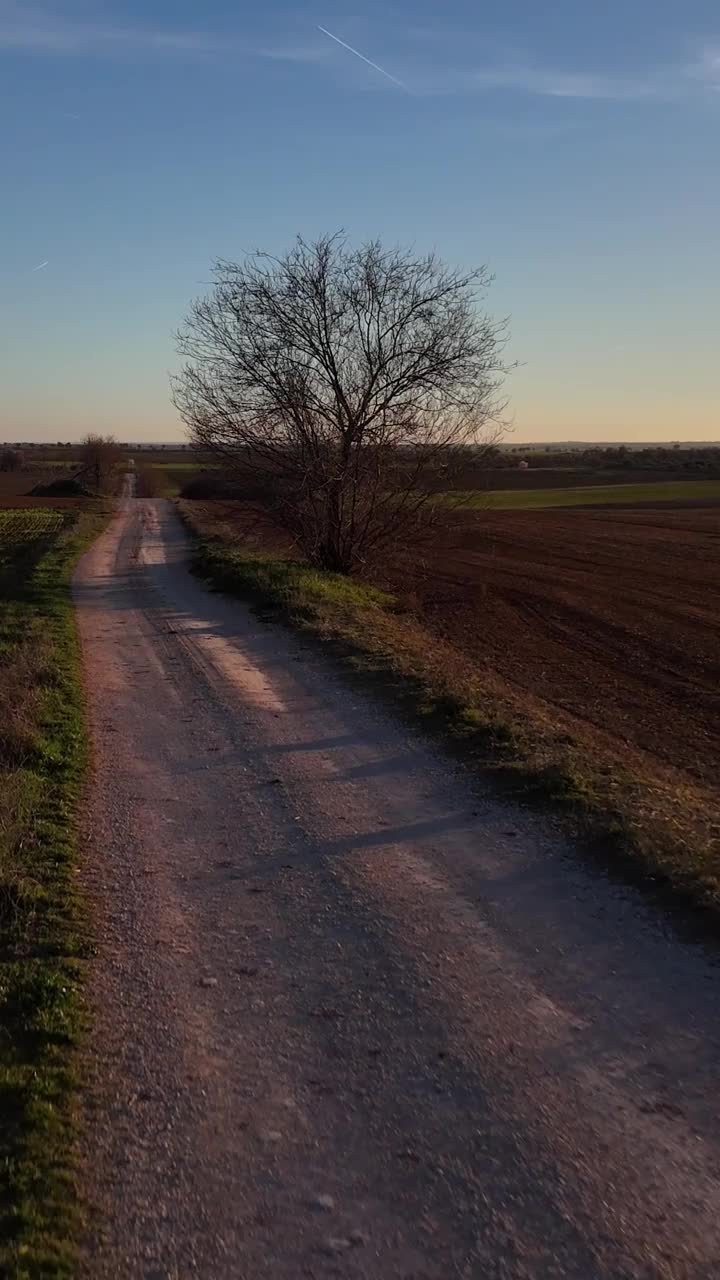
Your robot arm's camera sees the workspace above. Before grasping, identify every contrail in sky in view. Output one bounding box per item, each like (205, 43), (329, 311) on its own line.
(317, 25), (407, 89)
(31, 261), (49, 271)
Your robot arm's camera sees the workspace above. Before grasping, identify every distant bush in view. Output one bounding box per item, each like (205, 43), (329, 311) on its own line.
(180, 469), (280, 503)
(179, 471), (222, 500)
(80, 433), (121, 494)
(31, 474), (92, 498)
(0, 449), (22, 473)
(560, 445), (720, 474)
(135, 467), (163, 498)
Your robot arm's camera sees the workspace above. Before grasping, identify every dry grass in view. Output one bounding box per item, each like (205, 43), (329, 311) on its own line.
(0, 638), (44, 768)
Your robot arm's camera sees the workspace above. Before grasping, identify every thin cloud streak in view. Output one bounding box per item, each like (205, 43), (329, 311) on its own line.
(1, 4), (717, 105)
(31, 261), (48, 271)
(691, 44), (720, 88)
(473, 66), (663, 100)
(401, 34), (720, 101)
(317, 25), (407, 89)
(259, 42), (328, 64)
(0, 2), (235, 55)
(409, 57), (718, 101)
(0, 5), (313, 61)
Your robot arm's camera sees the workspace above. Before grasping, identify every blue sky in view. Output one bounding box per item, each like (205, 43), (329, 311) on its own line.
(1, 0), (718, 443)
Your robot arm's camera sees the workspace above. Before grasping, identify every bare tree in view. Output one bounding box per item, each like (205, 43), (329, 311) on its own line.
(80, 433), (120, 494)
(173, 233), (511, 573)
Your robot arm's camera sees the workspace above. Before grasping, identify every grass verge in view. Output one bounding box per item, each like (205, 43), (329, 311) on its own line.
(0, 507), (110, 1278)
(178, 500), (720, 923)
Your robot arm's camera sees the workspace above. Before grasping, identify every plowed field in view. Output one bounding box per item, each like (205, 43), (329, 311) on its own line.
(374, 506), (720, 790)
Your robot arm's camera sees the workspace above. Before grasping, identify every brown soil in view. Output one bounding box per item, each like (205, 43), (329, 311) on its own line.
(0, 471), (62, 498)
(373, 506), (720, 792)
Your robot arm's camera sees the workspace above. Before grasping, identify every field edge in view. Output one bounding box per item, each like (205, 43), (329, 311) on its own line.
(450, 478), (720, 510)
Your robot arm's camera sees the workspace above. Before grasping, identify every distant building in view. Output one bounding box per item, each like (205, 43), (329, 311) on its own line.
(518, 459), (529, 470)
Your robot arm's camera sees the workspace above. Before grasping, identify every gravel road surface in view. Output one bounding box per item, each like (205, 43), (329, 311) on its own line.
(74, 489), (720, 1279)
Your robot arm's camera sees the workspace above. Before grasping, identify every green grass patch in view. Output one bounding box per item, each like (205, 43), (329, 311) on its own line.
(192, 540), (393, 618)
(448, 479), (720, 510)
(0, 506), (109, 1278)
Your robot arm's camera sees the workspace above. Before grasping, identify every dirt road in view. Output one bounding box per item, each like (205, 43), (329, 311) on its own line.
(75, 493), (720, 1279)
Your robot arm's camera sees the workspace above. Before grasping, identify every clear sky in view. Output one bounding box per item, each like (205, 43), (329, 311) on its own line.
(1, 0), (718, 444)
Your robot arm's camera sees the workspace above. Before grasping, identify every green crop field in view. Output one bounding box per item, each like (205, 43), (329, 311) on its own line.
(449, 479), (720, 510)
(0, 508), (66, 569)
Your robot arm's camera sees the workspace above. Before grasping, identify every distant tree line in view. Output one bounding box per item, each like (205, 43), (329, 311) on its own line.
(563, 446), (719, 473)
(501, 445), (720, 473)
